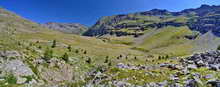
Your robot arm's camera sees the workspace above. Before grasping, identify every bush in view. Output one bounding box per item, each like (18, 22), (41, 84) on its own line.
(5, 74), (17, 84)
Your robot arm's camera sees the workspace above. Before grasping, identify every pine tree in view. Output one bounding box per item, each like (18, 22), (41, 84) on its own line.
(119, 55), (123, 58)
(43, 47), (53, 61)
(158, 56), (161, 60)
(38, 46), (42, 49)
(84, 50), (87, 54)
(165, 55), (169, 59)
(67, 45), (72, 52)
(104, 56), (109, 63)
(75, 49), (79, 54)
(51, 40), (56, 48)
(134, 56), (137, 60)
(108, 61), (112, 66)
(62, 53), (69, 62)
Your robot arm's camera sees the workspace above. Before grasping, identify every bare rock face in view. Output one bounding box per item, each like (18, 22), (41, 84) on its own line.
(42, 22), (88, 35)
(3, 60), (34, 77)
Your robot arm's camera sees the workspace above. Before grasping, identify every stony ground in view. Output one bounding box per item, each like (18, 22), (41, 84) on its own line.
(1, 49), (220, 87)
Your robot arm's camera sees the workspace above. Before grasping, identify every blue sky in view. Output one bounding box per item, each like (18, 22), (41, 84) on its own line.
(0, 0), (220, 26)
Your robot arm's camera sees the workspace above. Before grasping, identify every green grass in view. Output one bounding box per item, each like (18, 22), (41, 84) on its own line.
(136, 26), (193, 56)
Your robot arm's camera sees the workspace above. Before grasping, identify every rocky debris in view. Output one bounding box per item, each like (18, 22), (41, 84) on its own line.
(1, 59), (36, 84)
(160, 63), (183, 70)
(33, 58), (45, 64)
(17, 77), (27, 84)
(186, 64), (197, 70)
(0, 51), (21, 58)
(143, 81), (169, 87)
(184, 79), (198, 87)
(113, 81), (132, 87)
(38, 59), (74, 83)
(116, 63), (159, 70)
(182, 51), (220, 71)
(203, 74), (214, 79)
(42, 22), (88, 35)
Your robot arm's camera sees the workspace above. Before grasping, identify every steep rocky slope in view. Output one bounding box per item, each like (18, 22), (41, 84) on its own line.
(84, 4), (220, 37)
(42, 22), (88, 35)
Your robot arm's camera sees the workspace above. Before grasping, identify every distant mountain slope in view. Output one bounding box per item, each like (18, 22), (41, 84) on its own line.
(84, 4), (220, 37)
(42, 22), (88, 35)
(193, 31), (220, 53)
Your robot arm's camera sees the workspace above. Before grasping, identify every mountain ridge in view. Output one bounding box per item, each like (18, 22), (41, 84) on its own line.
(84, 4), (220, 37)
(42, 22), (88, 35)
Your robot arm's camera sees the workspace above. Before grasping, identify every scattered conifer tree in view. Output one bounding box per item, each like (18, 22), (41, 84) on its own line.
(51, 40), (56, 48)
(117, 57), (120, 59)
(119, 55), (123, 58)
(67, 45), (72, 52)
(108, 61), (112, 66)
(62, 53), (69, 62)
(75, 49), (79, 54)
(158, 56), (161, 60)
(165, 55), (169, 59)
(43, 47), (53, 61)
(84, 50), (87, 54)
(18, 41), (21, 46)
(38, 46), (42, 49)
(104, 56), (109, 63)
(134, 56), (137, 60)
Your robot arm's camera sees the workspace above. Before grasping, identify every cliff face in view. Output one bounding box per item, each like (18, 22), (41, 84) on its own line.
(42, 22), (88, 35)
(84, 5), (220, 37)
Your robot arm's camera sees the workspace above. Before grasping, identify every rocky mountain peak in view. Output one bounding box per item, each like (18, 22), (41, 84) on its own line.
(140, 9), (171, 16)
(42, 22), (88, 35)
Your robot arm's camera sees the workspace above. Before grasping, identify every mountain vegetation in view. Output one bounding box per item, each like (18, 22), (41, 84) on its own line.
(1, 4), (220, 87)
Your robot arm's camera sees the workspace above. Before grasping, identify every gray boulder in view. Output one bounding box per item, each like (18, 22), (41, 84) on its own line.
(0, 51), (21, 58)
(3, 60), (34, 77)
